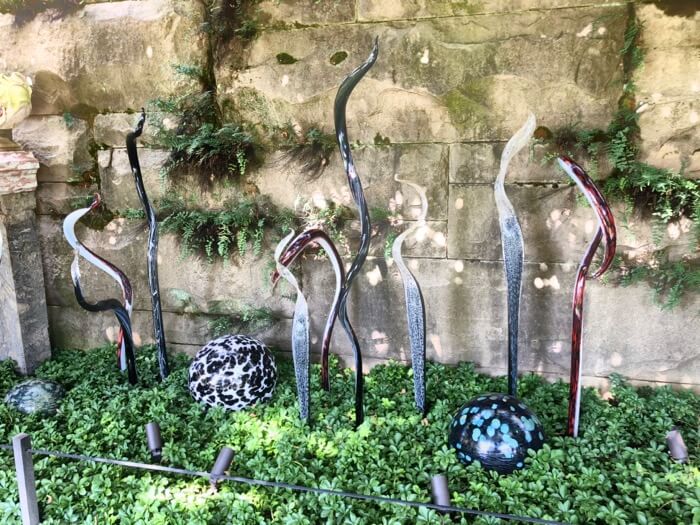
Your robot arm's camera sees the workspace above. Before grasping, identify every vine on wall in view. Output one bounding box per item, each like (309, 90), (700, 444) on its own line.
(540, 10), (699, 308)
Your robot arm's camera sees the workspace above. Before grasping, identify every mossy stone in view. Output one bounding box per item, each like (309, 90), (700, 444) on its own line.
(276, 53), (298, 65)
(330, 51), (348, 65)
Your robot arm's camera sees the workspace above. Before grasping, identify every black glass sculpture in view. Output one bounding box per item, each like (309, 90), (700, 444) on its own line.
(127, 109), (169, 380)
(333, 38), (379, 427)
(188, 334), (277, 411)
(63, 194), (138, 384)
(391, 175), (427, 415)
(448, 115), (545, 473)
(449, 394), (545, 474)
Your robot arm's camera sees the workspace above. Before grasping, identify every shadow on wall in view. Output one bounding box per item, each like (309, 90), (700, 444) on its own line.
(651, 0), (698, 17)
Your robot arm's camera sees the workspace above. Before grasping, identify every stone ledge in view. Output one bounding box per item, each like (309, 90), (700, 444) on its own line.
(357, 0), (622, 22)
(0, 150), (40, 195)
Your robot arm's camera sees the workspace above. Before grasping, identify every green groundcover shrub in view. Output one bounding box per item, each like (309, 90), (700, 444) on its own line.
(0, 348), (697, 524)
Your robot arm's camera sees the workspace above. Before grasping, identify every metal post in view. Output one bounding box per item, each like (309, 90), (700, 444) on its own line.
(431, 474), (451, 507)
(12, 433), (40, 525)
(210, 447), (234, 489)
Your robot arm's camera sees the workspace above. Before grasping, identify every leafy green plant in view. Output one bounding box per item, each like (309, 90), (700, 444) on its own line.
(159, 194), (277, 261)
(295, 199), (354, 252)
(540, 10), (699, 309)
(617, 253), (700, 310)
(116, 208), (146, 220)
(151, 65), (258, 181)
(208, 305), (278, 337)
(202, 0), (259, 58)
(0, 349), (697, 524)
(277, 124), (336, 179)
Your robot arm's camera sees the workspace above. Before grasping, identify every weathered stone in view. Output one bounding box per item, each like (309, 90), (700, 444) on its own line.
(633, 3), (700, 176)
(258, 0), (355, 27)
(636, 3), (700, 49)
(0, 0), (205, 112)
(448, 184), (599, 263)
(36, 182), (98, 216)
(220, 6), (625, 143)
(636, 48), (700, 102)
(255, 144), (449, 221)
(584, 279), (700, 386)
(370, 220), (448, 259)
(38, 216), (295, 318)
(449, 142), (611, 184)
(303, 256), (700, 386)
(12, 116), (90, 183)
(0, 210), (51, 374)
(99, 148), (169, 210)
(94, 113), (164, 149)
(47, 305), (293, 354)
(445, 183), (690, 264)
(636, 88), (700, 175)
(357, 0), (619, 21)
(27, 71), (79, 116)
(0, 149), (40, 194)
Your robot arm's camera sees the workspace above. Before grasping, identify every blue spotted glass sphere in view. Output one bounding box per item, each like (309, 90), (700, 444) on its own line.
(448, 393), (545, 474)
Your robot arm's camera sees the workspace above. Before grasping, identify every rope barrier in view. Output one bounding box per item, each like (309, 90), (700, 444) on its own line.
(0, 441), (568, 524)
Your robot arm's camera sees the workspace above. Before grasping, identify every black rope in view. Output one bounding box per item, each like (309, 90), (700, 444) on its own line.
(0, 443), (566, 524)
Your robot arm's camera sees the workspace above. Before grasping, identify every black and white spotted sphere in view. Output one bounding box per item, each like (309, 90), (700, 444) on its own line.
(448, 393), (545, 474)
(188, 335), (277, 411)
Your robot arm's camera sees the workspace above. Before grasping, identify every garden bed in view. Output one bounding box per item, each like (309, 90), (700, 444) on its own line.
(0, 348), (697, 524)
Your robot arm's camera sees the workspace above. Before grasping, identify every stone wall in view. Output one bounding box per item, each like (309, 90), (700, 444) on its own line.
(1, 1), (698, 388)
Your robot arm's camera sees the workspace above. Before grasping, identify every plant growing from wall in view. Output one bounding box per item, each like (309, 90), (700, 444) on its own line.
(276, 123), (336, 179)
(208, 304), (278, 337)
(158, 193), (278, 261)
(151, 65), (259, 181)
(539, 11), (699, 308)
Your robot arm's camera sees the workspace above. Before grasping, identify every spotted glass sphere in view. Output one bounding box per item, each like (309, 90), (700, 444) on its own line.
(188, 335), (277, 411)
(5, 379), (65, 416)
(448, 393), (545, 474)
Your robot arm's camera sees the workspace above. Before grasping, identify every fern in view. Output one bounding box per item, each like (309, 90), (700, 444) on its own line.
(159, 195), (291, 261)
(619, 255), (700, 310)
(150, 66), (258, 181)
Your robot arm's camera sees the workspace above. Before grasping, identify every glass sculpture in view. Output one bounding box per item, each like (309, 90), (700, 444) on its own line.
(449, 394), (545, 474)
(494, 113), (536, 397)
(188, 334), (277, 411)
(391, 175), (427, 415)
(273, 232), (311, 421)
(448, 115), (545, 473)
(63, 194), (137, 384)
(557, 156), (616, 438)
(127, 109), (169, 380)
(333, 38), (379, 427)
(4, 379), (65, 416)
(272, 228), (345, 392)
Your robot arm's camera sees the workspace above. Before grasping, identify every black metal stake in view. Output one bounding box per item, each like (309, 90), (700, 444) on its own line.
(145, 422), (163, 462)
(210, 447), (234, 490)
